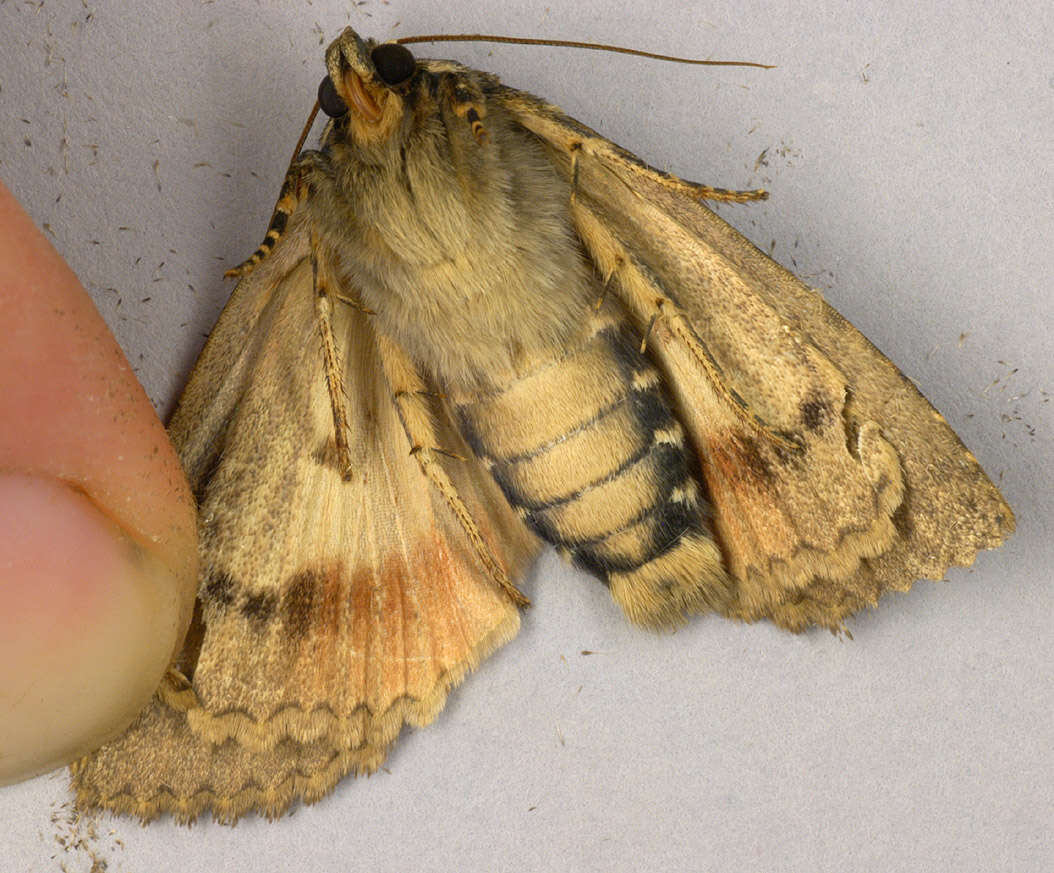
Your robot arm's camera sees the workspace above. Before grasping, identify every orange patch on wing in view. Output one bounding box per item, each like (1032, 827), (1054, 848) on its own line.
(699, 431), (795, 582)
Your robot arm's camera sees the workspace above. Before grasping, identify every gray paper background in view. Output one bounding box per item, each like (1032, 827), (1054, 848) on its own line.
(2, 1), (1051, 871)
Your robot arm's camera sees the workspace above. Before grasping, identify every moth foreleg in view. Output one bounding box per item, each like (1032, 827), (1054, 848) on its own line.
(331, 291), (375, 314)
(374, 332), (530, 608)
(570, 129), (767, 204)
(311, 231), (354, 480)
(570, 198), (797, 452)
(225, 152), (325, 278)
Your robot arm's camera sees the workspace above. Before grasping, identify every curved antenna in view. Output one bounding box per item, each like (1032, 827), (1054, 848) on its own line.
(395, 34), (774, 69)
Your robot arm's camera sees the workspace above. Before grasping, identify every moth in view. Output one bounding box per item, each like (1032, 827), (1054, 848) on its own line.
(71, 28), (1013, 823)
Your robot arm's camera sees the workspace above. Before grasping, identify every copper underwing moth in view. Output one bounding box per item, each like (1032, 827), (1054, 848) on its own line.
(70, 28), (1014, 824)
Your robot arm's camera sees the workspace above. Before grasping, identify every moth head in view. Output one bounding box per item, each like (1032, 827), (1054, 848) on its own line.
(319, 28), (416, 144)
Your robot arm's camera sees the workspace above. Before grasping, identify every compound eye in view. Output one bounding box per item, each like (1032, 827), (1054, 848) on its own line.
(317, 75), (347, 117)
(371, 43), (416, 86)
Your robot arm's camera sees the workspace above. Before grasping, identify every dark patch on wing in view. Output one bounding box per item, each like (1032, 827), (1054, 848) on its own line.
(281, 569), (321, 639)
(800, 393), (832, 431)
(241, 590), (278, 624)
(734, 434), (776, 485)
(202, 570), (237, 608)
(312, 439), (351, 474)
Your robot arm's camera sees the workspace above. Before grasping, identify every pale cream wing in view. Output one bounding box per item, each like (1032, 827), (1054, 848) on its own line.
(178, 238), (538, 751)
(497, 86), (1013, 630)
(74, 219), (539, 821)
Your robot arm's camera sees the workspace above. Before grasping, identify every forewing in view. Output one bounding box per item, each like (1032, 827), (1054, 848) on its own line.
(73, 219), (539, 821)
(496, 85), (1013, 629)
(182, 247), (537, 752)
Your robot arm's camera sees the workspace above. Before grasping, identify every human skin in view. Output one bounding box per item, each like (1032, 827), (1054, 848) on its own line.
(0, 178), (197, 784)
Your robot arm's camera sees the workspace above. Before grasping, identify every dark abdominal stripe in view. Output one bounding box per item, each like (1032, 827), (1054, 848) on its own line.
(455, 322), (707, 585)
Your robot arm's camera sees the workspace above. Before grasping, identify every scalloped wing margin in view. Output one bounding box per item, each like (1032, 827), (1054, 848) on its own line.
(72, 220), (539, 822)
(496, 84), (1013, 630)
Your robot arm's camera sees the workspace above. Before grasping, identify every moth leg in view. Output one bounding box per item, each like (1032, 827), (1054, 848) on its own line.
(570, 198), (798, 452)
(373, 331), (530, 608)
(225, 152), (325, 278)
(568, 138), (762, 206)
(311, 230), (354, 480)
(332, 291), (375, 314)
(677, 182), (767, 204)
(497, 85), (767, 202)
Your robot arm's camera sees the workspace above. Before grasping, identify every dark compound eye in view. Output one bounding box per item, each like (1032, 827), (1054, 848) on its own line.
(317, 75), (347, 118)
(371, 42), (416, 86)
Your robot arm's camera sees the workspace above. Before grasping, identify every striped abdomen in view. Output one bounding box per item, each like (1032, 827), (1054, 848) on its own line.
(453, 315), (732, 627)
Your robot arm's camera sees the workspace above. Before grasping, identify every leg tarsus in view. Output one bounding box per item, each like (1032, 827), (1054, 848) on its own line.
(377, 334), (530, 608)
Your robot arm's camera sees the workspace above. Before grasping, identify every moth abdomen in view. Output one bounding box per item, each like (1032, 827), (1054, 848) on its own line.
(454, 317), (732, 627)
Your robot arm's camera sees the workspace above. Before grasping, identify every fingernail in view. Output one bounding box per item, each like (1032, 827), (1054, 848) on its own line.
(0, 473), (186, 784)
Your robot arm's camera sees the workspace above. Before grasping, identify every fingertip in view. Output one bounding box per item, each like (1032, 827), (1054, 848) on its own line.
(0, 179), (198, 593)
(0, 474), (187, 784)
(0, 180), (198, 783)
